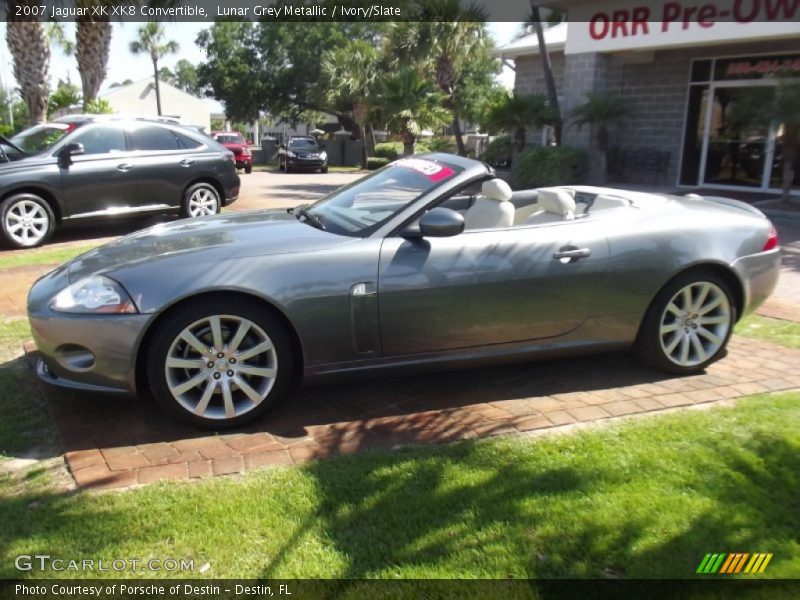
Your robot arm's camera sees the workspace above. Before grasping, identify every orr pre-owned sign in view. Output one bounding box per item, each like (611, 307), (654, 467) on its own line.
(564, 0), (800, 54)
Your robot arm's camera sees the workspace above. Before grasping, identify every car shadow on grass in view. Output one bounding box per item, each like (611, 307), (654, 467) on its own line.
(257, 410), (800, 580)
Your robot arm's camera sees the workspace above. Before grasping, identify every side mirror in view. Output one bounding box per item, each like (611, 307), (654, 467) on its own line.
(404, 207), (465, 238)
(58, 142), (84, 165)
(246, 138), (254, 145)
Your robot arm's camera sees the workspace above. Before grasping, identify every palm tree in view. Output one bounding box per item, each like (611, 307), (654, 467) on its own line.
(389, 1), (488, 156)
(527, 1), (564, 144)
(571, 91), (629, 184)
(485, 92), (557, 161)
(129, 23), (179, 116)
(322, 40), (381, 170)
(378, 69), (450, 156)
(75, 9), (113, 109)
(5, 3), (50, 124)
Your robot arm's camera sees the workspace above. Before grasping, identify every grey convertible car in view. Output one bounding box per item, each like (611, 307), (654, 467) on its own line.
(27, 154), (780, 428)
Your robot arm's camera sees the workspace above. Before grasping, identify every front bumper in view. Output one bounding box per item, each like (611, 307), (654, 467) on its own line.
(731, 247), (781, 316)
(235, 155), (252, 169)
(27, 266), (152, 395)
(287, 157), (327, 170)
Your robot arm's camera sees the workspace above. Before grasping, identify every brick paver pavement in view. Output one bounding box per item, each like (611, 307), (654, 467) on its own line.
(26, 335), (800, 490)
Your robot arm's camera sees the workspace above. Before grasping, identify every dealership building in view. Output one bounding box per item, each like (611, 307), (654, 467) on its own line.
(496, 0), (800, 194)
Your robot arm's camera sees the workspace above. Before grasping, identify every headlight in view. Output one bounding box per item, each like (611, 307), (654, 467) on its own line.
(319, 151), (327, 160)
(286, 151), (296, 158)
(51, 275), (138, 314)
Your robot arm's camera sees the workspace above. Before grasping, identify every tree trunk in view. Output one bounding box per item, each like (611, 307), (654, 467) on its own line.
(452, 113), (467, 156)
(76, 19), (112, 108)
(513, 126), (526, 158)
(596, 127), (610, 185)
(365, 122), (376, 155)
(529, 2), (562, 145)
(781, 136), (798, 204)
(402, 129), (415, 156)
(6, 17), (49, 125)
(153, 59), (162, 116)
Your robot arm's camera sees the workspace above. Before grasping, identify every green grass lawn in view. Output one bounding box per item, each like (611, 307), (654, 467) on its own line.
(0, 392), (798, 579)
(0, 244), (98, 270)
(1, 310), (799, 580)
(736, 314), (800, 351)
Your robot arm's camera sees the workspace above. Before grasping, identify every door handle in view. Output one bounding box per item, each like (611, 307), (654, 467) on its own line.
(179, 159), (195, 167)
(117, 163), (133, 172)
(553, 247), (591, 261)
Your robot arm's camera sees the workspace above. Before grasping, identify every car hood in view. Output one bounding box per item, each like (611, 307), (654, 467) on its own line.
(67, 209), (354, 283)
(0, 153), (53, 171)
(222, 142), (248, 154)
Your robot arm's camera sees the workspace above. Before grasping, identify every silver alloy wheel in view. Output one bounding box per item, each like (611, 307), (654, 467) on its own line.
(164, 315), (278, 420)
(659, 281), (731, 368)
(187, 187), (219, 217)
(4, 199), (49, 246)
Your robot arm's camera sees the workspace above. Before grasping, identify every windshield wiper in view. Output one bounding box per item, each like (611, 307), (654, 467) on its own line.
(292, 205), (325, 230)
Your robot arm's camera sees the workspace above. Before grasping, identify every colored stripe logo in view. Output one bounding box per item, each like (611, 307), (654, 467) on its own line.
(697, 553), (773, 574)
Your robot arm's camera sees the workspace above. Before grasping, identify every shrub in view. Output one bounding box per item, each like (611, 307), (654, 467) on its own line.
(367, 156), (390, 170)
(0, 124), (14, 138)
(373, 142), (399, 160)
(427, 136), (456, 153)
(373, 140), (431, 160)
(481, 135), (512, 168)
(512, 147), (588, 189)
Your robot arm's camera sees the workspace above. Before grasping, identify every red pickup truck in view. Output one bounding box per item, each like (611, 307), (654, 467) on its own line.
(211, 131), (253, 174)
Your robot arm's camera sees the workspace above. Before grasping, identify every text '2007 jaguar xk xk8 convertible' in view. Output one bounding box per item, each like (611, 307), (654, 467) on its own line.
(28, 154), (780, 428)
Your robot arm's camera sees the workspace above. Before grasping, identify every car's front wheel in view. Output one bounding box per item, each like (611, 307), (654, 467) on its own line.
(0, 193), (56, 249)
(636, 270), (736, 374)
(244, 164), (252, 174)
(180, 183), (221, 218)
(147, 298), (294, 428)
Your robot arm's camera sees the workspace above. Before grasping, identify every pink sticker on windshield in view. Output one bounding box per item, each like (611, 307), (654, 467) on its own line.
(395, 158), (455, 182)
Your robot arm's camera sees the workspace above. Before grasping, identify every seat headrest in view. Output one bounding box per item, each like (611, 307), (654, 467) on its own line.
(537, 187), (576, 215)
(481, 179), (513, 202)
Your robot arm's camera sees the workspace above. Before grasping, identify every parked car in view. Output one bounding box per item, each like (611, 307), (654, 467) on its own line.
(277, 137), (328, 173)
(0, 119), (239, 248)
(211, 131), (253, 174)
(28, 154), (780, 428)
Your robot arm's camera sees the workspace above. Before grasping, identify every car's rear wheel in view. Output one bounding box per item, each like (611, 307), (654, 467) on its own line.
(147, 298), (294, 429)
(636, 270), (736, 374)
(0, 193), (55, 249)
(181, 183), (221, 218)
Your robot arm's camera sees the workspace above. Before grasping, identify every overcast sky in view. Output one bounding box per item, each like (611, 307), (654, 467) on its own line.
(0, 21), (520, 107)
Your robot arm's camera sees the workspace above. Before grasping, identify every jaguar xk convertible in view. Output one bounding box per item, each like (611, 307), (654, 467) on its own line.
(27, 154), (781, 428)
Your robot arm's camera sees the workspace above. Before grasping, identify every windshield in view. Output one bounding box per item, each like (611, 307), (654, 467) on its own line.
(215, 133), (244, 144)
(306, 157), (462, 236)
(10, 123), (72, 154)
(289, 138), (317, 149)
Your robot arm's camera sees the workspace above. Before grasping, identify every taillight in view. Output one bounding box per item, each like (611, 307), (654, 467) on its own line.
(763, 224), (779, 251)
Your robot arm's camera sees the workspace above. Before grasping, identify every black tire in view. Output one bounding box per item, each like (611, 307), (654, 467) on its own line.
(635, 269), (737, 375)
(180, 182), (221, 219)
(320, 167), (328, 174)
(147, 297), (294, 429)
(0, 193), (56, 249)
(244, 164), (252, 174)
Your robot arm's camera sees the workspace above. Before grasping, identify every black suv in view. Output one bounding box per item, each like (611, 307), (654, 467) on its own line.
(277, 137), (328, 173)
(0, 119), (240, 248)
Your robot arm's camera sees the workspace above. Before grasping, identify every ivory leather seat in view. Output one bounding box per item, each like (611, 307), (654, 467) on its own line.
(464, 179), (515, 230)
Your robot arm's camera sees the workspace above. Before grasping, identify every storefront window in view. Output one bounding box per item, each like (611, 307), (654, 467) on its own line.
(680, 53), (799, 192)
